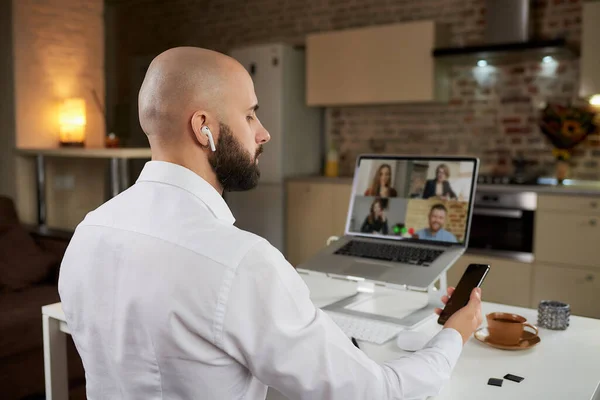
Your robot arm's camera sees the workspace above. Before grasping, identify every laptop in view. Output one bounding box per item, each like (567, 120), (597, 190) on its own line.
(297, 154), (479, 290)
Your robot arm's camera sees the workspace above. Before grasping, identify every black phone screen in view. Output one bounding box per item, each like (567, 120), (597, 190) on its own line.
(437, 264), (490, 325)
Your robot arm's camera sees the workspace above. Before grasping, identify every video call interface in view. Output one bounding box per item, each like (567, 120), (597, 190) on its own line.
(348, 158), (476, 244)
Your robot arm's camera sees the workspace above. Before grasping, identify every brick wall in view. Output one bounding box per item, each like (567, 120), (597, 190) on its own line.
(12, 0), (107, 227)
(14, 0), (105, 148)
(110, 0), (598, 179)
(406, 199), (469, 242)
(331, 58), (600, 178)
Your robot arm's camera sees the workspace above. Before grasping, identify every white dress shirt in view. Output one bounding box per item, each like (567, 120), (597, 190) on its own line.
(59, 161), (463, 400)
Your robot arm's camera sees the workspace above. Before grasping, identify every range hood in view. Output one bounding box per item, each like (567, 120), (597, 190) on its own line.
(433, 0), (579, 63)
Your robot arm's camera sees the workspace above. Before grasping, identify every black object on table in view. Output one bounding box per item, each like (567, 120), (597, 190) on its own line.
(488, 378), (503, 387)
(504, 374), (525, 383)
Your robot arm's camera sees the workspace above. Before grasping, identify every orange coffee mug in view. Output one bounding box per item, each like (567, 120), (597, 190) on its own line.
(486, 312), (538, 346)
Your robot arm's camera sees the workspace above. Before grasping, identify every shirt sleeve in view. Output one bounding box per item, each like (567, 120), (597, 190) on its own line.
(219, 240), (463, 400)
(360, 218), (370, 233)
(382, 220), (389, 235)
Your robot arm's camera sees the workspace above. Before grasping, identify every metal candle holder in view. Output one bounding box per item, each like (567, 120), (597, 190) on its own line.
(538, 300), (570, 330)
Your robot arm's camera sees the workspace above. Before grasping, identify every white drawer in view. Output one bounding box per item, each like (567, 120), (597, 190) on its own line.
(538, 195), (600, 215)
(532, 264), (600, 319)
(535, 211), (600, 269)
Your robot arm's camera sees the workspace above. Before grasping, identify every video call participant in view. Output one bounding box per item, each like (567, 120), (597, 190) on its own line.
(364, 164), (398, 197)
(415, 204), (458, 243)
(360, 197), (389, 235)
(422, 164), (457, 200)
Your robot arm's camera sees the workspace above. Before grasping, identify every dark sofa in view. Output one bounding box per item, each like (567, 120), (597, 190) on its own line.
(0, 196), (85, 400)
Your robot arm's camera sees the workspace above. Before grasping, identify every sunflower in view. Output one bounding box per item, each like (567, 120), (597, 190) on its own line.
(539, 103), (599, 151)
(552, 148), (571, 161)
(561, 120), (584, 138)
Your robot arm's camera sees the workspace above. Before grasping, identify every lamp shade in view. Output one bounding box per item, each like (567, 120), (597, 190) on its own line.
(59, 98), (86, 146)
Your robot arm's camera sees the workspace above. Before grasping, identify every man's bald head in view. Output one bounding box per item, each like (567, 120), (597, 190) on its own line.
(137, 46), (270, 193)
(138, 47), (247, 142)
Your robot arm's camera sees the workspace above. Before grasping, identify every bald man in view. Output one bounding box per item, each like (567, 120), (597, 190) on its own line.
(59, 47), (482, 400)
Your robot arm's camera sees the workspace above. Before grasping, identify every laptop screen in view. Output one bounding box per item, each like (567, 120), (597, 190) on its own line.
(346, 155), (478, 246)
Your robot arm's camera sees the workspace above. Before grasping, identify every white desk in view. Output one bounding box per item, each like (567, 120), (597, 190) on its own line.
(43, 273), (600, 400)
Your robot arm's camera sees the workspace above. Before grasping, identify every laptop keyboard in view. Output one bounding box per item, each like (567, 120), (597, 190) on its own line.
(334, 240), (443, 266)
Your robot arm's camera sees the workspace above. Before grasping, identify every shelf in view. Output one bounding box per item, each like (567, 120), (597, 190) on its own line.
(17, 147), (152, 159)
(433, 39), (579, 65)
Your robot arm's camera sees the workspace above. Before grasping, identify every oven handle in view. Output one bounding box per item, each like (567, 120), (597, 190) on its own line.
(473, 208), (523, 218)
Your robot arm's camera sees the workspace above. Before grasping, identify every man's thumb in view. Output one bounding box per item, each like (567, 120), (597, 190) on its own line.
(469, 288), (481, 306)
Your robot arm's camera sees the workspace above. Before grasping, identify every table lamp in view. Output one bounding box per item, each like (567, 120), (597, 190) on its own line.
(59, 98), (86, 147)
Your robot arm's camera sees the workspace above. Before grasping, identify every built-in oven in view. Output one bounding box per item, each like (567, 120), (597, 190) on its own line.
(468, 190), (537, 263)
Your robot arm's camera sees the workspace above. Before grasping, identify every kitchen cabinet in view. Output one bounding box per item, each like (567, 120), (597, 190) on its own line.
(306, 21), (449, 106)
(537, 194), (600, 215)
(532, 264), (600, 319)
(580, 1), (600, 99)
(447, 254), (533, 308)
(331, 183), (353, 235)
(535, 211), (600, 269)
(534, 194), (600, 318)
(286, 180), (352, 267)
(535, 195), (600, 269)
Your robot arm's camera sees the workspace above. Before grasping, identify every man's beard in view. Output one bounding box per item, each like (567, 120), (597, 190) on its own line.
(430, 222), (441, 232)
(208, 122), (263, 192)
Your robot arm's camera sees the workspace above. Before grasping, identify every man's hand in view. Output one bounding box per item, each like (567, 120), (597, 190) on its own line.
(434, 286), (483, 345)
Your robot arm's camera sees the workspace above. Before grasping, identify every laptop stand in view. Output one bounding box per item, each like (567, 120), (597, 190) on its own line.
(320, 236), (448, 329)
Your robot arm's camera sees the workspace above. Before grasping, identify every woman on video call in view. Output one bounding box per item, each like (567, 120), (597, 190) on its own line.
(364, 164), (398, 198)
(360, 198), (389, 235)
(422, 163), (457, 200)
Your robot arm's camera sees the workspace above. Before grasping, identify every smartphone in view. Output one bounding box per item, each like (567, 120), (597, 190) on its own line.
(437, 264), (490, 325)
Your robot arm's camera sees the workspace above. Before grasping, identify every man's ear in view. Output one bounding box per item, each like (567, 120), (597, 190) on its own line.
(191, 111), (209, 148)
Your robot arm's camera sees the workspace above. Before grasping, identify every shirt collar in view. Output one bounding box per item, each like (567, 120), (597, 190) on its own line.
(136, 161), (235, 225)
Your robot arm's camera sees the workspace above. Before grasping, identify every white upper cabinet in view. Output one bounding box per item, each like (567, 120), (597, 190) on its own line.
(306, 21), (450, 106)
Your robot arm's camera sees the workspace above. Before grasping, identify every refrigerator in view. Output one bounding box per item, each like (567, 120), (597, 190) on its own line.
(224, 43), (323, 254)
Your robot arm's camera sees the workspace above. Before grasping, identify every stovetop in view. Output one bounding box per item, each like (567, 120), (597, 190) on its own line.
(477, 174), (540, 185)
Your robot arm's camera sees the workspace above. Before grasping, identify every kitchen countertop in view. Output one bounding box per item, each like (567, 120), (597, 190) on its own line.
(476, 181), (600, 196)
(287, 175), (600, 196)
(286, 175), (354, 184)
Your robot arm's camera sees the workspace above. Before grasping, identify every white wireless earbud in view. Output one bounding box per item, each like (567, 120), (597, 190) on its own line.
(201, 126), (216, 152)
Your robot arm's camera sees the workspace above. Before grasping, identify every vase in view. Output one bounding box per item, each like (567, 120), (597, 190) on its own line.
(555, 159), (570, 184)
(105, 132), (120, 148)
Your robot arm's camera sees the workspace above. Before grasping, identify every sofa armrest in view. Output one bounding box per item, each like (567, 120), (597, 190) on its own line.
(28, 227), (73, 284)
(34, 235), (70, 257)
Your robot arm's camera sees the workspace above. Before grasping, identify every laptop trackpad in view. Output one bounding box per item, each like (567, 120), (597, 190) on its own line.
(343, 262), (389, 278)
